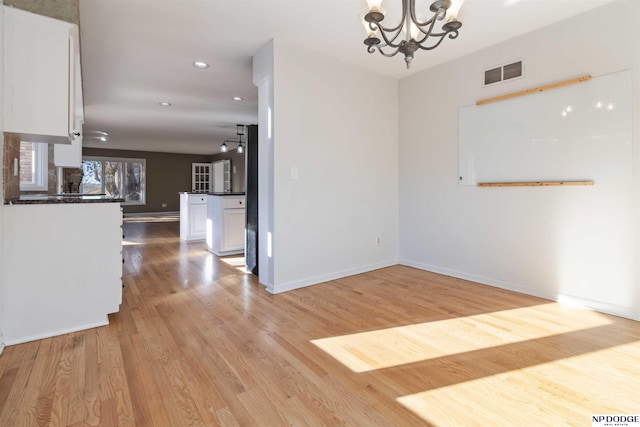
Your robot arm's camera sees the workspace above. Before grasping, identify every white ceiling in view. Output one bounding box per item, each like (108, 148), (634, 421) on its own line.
(78, 0), (617, 155)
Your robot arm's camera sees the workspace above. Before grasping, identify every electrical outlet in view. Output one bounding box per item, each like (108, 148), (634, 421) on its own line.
(376, 236), (381, 246)
(161, 203), (168, 208)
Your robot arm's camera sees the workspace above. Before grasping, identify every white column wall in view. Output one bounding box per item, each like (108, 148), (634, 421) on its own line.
(254, 40), (399, 293)
(252, 41), (275, 289)
(0, 4), (5, 353)
(398, 0), (640, 319)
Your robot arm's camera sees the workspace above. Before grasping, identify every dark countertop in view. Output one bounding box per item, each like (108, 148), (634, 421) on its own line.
(180, 192), (245, 196)
(6, 194), (124, 205)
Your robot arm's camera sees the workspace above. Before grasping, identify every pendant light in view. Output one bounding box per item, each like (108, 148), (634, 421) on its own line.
(218, 124), (246, 153)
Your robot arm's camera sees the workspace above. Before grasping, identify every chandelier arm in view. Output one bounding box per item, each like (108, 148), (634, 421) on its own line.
(367, 45), (400, 58)
(448, 31), (459, 40)
(373, 18), (405, 34)
(416, 25), (460, 49)
(414, 23), (444, 45)
(415, 21), (440, 44)
(412, 11), (442, 43)
(409, 1), (438, 31)
(371, 0), (408, 38)
(375, 24), (406, 48)
(414, 32), (452, 51)
(414, 22), (459, 45)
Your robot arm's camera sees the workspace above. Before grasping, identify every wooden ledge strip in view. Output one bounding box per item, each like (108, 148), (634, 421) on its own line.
(476, 75), (592, 106)
(478, 181), (594, 187)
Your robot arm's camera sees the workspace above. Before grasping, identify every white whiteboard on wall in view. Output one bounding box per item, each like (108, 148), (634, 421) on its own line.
(458, 70), (633, 186)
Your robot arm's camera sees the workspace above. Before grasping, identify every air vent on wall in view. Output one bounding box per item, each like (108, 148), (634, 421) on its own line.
(484, 60), (524, 86)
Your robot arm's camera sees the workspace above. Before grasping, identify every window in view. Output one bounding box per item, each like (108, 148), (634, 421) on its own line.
(81, 156), (146, 205)
(20, 141), (49, 191)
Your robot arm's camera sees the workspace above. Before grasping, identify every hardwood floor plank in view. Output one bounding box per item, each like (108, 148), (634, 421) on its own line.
(129, 333), (173, 426)
(66, 334), (86, 425)
(0, 216), (638, 426)
(48, 335), (74, 426)
(0, 367), (18, 419)
(214, 407), (241, 427)
(0, 341), (43, 426)
(16, 338), (53, 426)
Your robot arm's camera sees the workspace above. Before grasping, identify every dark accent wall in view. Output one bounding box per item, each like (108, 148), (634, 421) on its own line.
(244, 125), (258, 275)
(83, 148), (212, 214)
(212, 149), (246, 193)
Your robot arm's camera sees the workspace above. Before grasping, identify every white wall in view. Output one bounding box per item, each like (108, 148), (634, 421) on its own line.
(398, 0), (640, 320)
(0, 4), (5, 354)
(254, 40), (399, 293)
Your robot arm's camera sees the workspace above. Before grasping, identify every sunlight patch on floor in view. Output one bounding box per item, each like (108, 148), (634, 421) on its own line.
(396, 372), (570, 426)
(124, 214), (179, 223)
(122, 240), (142, 246)
(220, 256), (249, 273)
(396, 340), (640, 426)
(311, 305), (612, 373)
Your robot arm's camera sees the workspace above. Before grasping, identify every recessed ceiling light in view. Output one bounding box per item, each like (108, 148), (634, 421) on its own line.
(232, 96), (243, 102)
(193, 61), (209, 69)
(159, 101), (172, 107)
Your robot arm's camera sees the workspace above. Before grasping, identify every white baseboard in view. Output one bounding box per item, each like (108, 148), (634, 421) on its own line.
(3, 319), (109, 346)
(399, 258), (639, 321)
(267, 259), (398, 294)
(0, 334), (4, 357)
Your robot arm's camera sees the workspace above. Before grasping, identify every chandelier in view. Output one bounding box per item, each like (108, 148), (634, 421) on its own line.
(220, 124), (245, 154)
(363, 0), (462, 69)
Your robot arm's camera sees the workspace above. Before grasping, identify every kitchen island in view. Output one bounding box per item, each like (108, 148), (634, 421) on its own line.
(1, 197), (123, 344)
(206, 194), (245, 256)
(179, 191), (244, 244)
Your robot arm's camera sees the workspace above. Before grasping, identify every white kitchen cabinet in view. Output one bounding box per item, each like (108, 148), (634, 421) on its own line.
(54, 36), (84, 167)
(180, 193), (208, 241)
(3, 6), (82, 145)
(207, 195), (245, 256)
(1, 202), (122, 345)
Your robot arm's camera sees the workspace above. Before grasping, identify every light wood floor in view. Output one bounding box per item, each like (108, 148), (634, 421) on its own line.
(0, 218), (638, 426)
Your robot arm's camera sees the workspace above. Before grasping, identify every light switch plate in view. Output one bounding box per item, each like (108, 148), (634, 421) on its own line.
(290, 166), (299, 180)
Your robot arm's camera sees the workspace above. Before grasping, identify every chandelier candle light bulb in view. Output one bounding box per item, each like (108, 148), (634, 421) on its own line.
(446, 0), (465, 22)
(366, 0), (384, 12)
(363, 0), (462, 69)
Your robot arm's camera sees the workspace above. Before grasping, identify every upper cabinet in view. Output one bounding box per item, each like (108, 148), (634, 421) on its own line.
(54, 32), (84, 167)
(3, 6), (83, 145)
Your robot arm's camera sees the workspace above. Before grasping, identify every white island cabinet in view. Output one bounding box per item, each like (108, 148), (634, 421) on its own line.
(1, 202), (123, 345)
(179, 193), (208, 241)
(207, 195), (245, 256)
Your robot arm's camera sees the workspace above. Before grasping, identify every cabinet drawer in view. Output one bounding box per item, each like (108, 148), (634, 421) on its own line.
(189, 195), (207, 204)
(223, 197), (245, 209)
